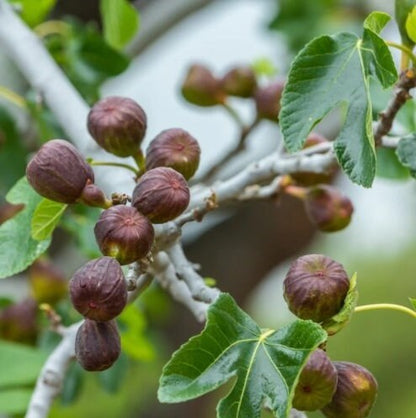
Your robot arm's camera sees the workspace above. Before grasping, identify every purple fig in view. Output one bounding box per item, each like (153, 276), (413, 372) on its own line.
(221, 66), (257, 98)
(254, 80), (285, 121)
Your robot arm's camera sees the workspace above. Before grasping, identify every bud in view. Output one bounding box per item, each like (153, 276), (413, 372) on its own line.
(26, 139), (94, 204)
(221, 66), (257, 98)
(283, 254), (350, 323)
(181, 64), (225, 107)
(69, 257), (127, 321)
(304, 185), (353, 232)
(29, 258), (67, 305)
(79, 181), (111, 208)
(322, 362), (378, 418)
(87, 96), (147, 157)
(145, 128), (201, 180)
(94, 205), (154, 265)
(75, 319), (121, 371)
(0, 298), (38, 344)
(293, 349), (338, 411)
(132, 167), (190, 223)
(254, 80), (285, 121)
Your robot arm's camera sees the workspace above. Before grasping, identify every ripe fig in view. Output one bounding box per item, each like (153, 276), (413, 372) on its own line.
(26, 139), (94, 204)
(29, 258), (67, 305)
(0, 298), (38, 344)
(132, 167), (190, 223)
(283, 254), (350, 323)
(254, 80), (285, 121)
(293, 349), (337, 411)
(87, 96), (147, 158)
(322, 361), (378, 418)
(145, 128), (201, 180)
(75, 319), (121, 371)
(94, 205), (154, 265)
(221, 66), (257, 98)
(181, 64), (225, 107)
(305, 185), (353, 232)
(69, 257), (127, 321)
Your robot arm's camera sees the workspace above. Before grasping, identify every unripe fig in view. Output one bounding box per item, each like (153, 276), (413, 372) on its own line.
(75, 319), (120, 371)
(29, 258), (67, 305)
(26, 139), (94, 204)
(145, 128), (201, 180)
(69, 257), (127, 321)
(305, 185), (353, 232)
(181, 64), (225, 107)
(293, 349), (337, 411)
(283, 254), (349, 323)
(0, 298), (38, 344)
(221, 66), (257, 98)
(132, 167), (190, 223)
(322, 361), (378, 418)
(79, 181), (111, 208)
(94, 205), (154, 265)
(254, 80), (285, 121)
(87, 96), (147, 157)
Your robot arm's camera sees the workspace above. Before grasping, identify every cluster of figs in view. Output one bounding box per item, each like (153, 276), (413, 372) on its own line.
(26, 96), (201, 371)
(284, 254), (377, 417)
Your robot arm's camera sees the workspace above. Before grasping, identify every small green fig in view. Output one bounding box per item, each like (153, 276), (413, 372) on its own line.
(69, 257), (127, 321)
(94, 205), (154, 265)
(26, 139), (94, 204)
(87, 96), (147, 157)
(132, 167), (190, 223)
(293, 349), (338, 411)
(221, 66), (257, 98)
(283, 254), (350, 323)
(322, 361), (378, 418)
(75, 319), (121, 371)
(181, 64), (225, 107)
(145, 128), (201, 180)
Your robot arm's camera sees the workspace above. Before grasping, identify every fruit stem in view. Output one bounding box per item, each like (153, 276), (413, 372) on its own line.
(133, 149), (146, 176)
(354, 303), (416, 319)
(222, 102), (245, 129)
(89, 160), (139, 176)
(283, 184), (308, 200)
(0, 85), (26, 108)
(386, 41), (416, 68)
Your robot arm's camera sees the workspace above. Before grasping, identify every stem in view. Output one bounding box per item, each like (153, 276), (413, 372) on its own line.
(386, 41), (416, 68)
(0, 85), (26, 108)
(133, 149), (146, 176)
(222, 102), (245, 129)
(89, 160), (139, 175)
(354, 303), (416, 319)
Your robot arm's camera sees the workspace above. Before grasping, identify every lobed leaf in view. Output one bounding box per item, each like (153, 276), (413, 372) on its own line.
(158, 293), (326, 418)
(0, 177), (50, 279)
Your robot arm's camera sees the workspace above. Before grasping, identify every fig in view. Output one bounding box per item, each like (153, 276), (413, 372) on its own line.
(69, 257), (127, 321)
(26, 139), (94, 204)
(132, 167), (190, 223)
(79, 181), (111, 208)
(29, 258), (67, 305)
(221, 66), (257, 98)
(254, 80), (285, 121)
(87, 96), (147, 157)
(75, 319), (121, 371)
(305, 185), (353, 232)
(181, 64), (225, 107)
(322, 361), (378, 417)
(293, 349), (337, 411)
(283, 254), (350, 323)
(145, 128), (201, 180)
(94, 205), (154, 265)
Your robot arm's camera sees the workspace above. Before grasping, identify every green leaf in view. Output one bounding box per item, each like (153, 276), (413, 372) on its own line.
(0, 177), (50, 279)
(0, 388), (33, 414)
(9, 0), (56, 27)
(396, 134), (416, 177)
(0, 340), (48, 388)
(376, 147), (410, 180)
(405, 5), (416, 42)
(280, 15), (397, 187)
(31, 199), (67, 240)
(395, 0), (416, 46)
(321, 273), (359, 336)
(409, 297), (416, 310)
(251, 58), (277, 77)
(158, 293), (326, 418)
(100, 0), (140, 50)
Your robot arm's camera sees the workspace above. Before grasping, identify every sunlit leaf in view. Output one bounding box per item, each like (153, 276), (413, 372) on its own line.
(31, 198), (67, 240)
